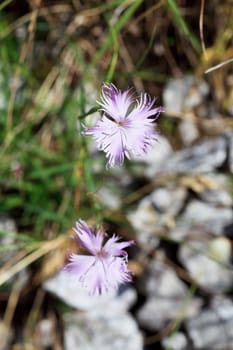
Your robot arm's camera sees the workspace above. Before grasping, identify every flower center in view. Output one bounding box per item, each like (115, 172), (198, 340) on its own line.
(96, 249), (109, 259)
(96, 251), (103, 257)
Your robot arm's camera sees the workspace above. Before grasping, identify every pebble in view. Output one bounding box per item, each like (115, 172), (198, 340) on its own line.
(170, 199), (233, 240)
(127, 197), (160, 250)
(208, 237), (232, 263)
(150, 186), (187, 216)
(44, 272), (142, 349)
(178, 119), (199, 146)
(179, 240), (233, 293)
(163, 76), (209, 115)
(186, 297), (233, 349)
(0, 216), (17, 264)
(35, 319), (54, 348)
(163, 137), (227, 174)
(162, 332), (190, 350)
(199, 187), (232, 207)
(142, 135), (174, 178)
(226, 130), (233, 173)
(136, 260), (202, 331)
(63, 308), (143, 350)
(43, 271), (136, 311)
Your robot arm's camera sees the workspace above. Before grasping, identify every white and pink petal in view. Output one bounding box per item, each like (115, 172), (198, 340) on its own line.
(103, 234), (134, 257)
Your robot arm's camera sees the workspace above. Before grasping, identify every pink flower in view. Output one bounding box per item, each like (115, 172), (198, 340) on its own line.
(64, 219), (134, 295)
(84, 83), (163, 168)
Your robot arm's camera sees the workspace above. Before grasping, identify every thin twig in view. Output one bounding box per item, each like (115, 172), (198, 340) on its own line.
(199, 0), (207, 59)
(0, 4), (73, 39)
(205, 57), (233, 74)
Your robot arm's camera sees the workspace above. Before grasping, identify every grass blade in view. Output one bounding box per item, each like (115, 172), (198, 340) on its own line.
(166, 0), (201, 53)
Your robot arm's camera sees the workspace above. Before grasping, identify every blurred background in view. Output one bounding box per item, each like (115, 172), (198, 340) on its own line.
(0, 0), (233, 349)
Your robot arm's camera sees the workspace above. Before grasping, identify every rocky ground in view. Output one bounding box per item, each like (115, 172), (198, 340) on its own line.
(1, 1), (233, 349)
(1, 72), (233, 350)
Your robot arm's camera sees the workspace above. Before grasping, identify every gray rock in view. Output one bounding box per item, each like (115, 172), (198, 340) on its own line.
(171, 200), (233, 240)
(0, 216), (17, 232)
(150, 186), (187, 216)
(163, 76), (209, 115)
(186, 297), (233, 349)
(179, 119), (199, 146)
(183, 200), (232, 224)
(198, 173), (233, 207)
(127, 187), (186, 243)
(199, 188), (232, 207)
(162, 332), (190, 350)
(227, 130), (233, 173)
(43, 271), (136, 311)
(127, 197), (160, 250)
(208, 237), (232, 263)
(45, 272), (142, 349)
(182, 199), (233, 232)
(44, 271), (117, 310)
(142, 135), (174, 178)
(0, 217), (17, 264)
(169, 221), (194, 242)
(163, 137), (227, 174)
(179, 240), (233, 293)
(63, 302), (143, 350)
(35, 319), (54, 348)
(136, 260), (202, 331)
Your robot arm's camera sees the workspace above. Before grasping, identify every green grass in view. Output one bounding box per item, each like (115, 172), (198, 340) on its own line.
(166, 0), (201, 53)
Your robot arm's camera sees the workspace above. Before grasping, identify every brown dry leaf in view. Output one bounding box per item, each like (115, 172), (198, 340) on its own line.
(0, 321), (12, 350)
(179, 174), (224, 193)
(128, 259), (144, 277)
(12, 344), (35, 350)
(33, 237), (71, 285)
